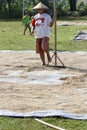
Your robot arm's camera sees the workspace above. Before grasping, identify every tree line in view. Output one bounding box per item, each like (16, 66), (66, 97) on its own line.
(0, 0), (87, 19)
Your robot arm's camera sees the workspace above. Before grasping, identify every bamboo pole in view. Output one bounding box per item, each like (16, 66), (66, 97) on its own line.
(52, 0), (65, 67)
(54, 0), (57, 66)
(35, 118), (66, 130)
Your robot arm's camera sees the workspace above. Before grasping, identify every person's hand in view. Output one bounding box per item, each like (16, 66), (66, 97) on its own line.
(30, 30), (34, 36)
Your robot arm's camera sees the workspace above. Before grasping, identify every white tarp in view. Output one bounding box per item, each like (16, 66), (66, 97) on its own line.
(0, 109), (87, 120)
(73, 31), (87, 40)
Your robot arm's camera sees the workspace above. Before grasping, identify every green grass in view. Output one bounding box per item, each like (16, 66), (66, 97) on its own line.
(50, 23), (87, 51)
(0, 20), (87, 51)
(0, 19), (87, 130)
(0, 117), (87, 130)
(0, 20), (35, 50)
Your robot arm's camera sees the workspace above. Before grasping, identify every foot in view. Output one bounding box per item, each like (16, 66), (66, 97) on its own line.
(41, 63), (46, 66)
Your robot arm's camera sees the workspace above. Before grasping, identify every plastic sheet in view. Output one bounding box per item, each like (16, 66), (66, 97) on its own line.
(0, 109), (87, 120)
(73, 31), (87, 40)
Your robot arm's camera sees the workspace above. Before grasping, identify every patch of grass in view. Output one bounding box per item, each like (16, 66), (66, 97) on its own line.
(0, 21), (35, 50)
(55, 25), (87, 51)
(0, 117), (87, 130)
(50, 24), (87, 51)
(43, 117), (87, 130)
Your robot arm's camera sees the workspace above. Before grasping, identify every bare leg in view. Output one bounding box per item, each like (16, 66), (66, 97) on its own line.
(46, 51), (52, 63)
(39, 50), (45, 65)
(24, 26), (27, 35)
(28, 25), (32, 35)
(42, 37), (52, 64)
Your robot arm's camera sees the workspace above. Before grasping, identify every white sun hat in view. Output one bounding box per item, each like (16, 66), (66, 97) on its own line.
(33, 2), (49, 10)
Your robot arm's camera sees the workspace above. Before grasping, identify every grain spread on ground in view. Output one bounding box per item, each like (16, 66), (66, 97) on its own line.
(0, 51), (87, 114)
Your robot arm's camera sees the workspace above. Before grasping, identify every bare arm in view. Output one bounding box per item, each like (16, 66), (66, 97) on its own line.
(31, 26), (35, 34)
(31, 18), (35, 34)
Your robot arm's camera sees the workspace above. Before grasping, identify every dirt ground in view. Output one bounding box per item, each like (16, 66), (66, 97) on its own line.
(0, 51), (87, 114)
(57, 21), (87, 26)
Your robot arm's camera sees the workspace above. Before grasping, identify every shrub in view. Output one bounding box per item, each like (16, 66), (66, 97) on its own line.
(78, 2), (87, 16)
